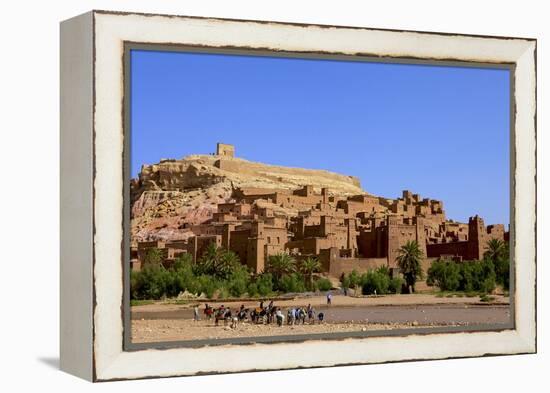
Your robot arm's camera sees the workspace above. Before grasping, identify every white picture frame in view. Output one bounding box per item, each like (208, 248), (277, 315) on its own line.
(60, 10), (536, 381)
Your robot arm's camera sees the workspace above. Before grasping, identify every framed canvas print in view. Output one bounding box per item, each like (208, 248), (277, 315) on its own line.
(60, 10), (537, 381)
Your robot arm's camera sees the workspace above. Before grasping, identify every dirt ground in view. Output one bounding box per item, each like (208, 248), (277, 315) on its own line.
(131, 294), (510, 343)
(131, 318), (424, 343)
(131, 293), (509, 313)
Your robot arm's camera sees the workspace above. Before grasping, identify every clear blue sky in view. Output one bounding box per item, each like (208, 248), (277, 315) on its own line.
(130, 49), (510, 226)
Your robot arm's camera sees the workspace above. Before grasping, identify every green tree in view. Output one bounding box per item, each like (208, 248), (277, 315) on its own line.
(266, 252), (296, 282)
(396, 240), (424, 293)
(484, 239), (506, 262)
(427, 259), (461, 291)
(316, 277), (333, 291)
(298, 257), (322, 290)
(173, 252), (193, 270)
(484, 238), (509, 290)
(256, 273), (274, 296)
(361, 270), (390, 295)
(340, 274), (351, 291)
(279, 273), (307, 293)
(131, 263), (173, 300)
(427, 258), (497, 294)
(217, 249), (240, 279)
(195, 243), (240, 279)
(144, 247), (164, 266)
(227, 264), (251, 297)
(389, 277), (404, 294)
(194, 243), (216, 275)
(480, 259), (497, 293)
(172, 254), (198, 295)
(348, 269), (362, 292)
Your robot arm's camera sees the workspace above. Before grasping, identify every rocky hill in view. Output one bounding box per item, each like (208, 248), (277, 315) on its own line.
(131, 154), (366, 242)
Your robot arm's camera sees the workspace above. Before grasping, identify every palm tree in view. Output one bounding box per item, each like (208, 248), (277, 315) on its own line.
(298, 257), (322, 290)
(196, 243), (239, 279)
(484, 238), (506, 263)
(196, 242), (218, 274)
(216, 249), (240, 279)
(396, 240), (424, 294)
(484, 238), (510, 290)
(266, 252), (296, 281)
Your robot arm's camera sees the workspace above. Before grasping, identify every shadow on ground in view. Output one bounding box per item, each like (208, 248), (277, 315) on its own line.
(38, 357), (59, 370)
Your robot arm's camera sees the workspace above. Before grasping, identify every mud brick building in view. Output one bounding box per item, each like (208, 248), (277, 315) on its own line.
(426, 215), (506, 261)
(132, 144), (508, 277)
(134, 186), (507, 276)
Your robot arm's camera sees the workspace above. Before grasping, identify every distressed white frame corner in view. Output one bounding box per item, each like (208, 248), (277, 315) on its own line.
(60, 10), (536, 382)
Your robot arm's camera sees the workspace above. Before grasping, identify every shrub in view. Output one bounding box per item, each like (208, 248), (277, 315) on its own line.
(428, 258), (497, 294)
(493, 257), (510, 290)
(348, 270), (362, 290)
(484, 239), (509, 290)
(226, 264), (251, 297)
(316, 278), (332, 291)
(217, 286), (230, 299)
(341, 267), (402, 295)
(144, 248), (164, 266)
(278, 273), (307, 293)
(228, 277), (248, 297)
(481, 276), (496, 294)
(256, 273), (274, 296)
(361, 270), (390, 295)
(247, 283), (259, 297)
(427, 259), (461, 291)
(389, 277), (404, 294)
(340, 274), (350, 290)
(171, 254), (198, 294)
(459, 261), (482, 292)
(131, 264), (173, 300)
(376, 265), (390, 277)
(480, 259), (497, 293)
(196, 275), (218, 298)
(480, 294), (495, 302)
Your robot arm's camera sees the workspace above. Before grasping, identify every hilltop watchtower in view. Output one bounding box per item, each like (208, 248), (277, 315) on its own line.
(216, 143), (235, 158)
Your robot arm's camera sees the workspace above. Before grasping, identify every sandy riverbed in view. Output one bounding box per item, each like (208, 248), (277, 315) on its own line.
(132, 293), (509, 313)
(132, 318), (442, 343)
(131, 294), (510, 344)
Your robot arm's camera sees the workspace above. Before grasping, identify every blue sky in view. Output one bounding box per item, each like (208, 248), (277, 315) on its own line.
(130, 49), (510, 226)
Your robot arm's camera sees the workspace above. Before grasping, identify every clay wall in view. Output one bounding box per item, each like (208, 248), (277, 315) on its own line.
(264, 227), (288, 247)
(328, 257), (387, 277)
(212, 212), (237, 222)
(357, 226), (387, 258)
(216, 142), (235, 157)
(263, 216), (287, 228)
(247, 238), (265, 273)
(387, 217), (424, 267)
(229, 230), (250, 265)
(189, 224), (221, 236)
(187, 235), (222, 262)
(426, 241), (469, 259)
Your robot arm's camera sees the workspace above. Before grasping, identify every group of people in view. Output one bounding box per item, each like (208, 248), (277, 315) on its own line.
(193, 300), (326, 328)
(286, 304), (325, 325)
